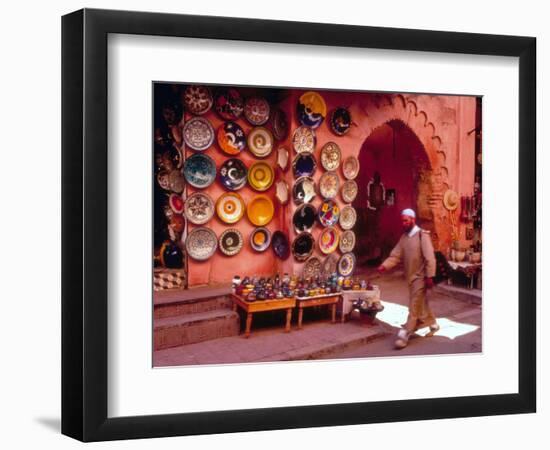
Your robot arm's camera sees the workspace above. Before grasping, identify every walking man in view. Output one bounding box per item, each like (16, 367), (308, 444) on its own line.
(377, 208), (440, 349)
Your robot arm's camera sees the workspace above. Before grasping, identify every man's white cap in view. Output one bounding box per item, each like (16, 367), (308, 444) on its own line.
(401, 208), (416, 218)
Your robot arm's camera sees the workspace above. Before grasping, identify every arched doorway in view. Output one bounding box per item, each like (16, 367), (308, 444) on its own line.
(352, 120), (433, 270)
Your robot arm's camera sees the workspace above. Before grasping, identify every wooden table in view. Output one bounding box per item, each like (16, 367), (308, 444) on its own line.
(295, 293), (339, 329)
(231, 294), (296, 338)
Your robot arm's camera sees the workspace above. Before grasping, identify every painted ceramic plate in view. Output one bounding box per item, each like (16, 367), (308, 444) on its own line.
(250, 227), (272, 252)
(244, 97), (270, 126)
(303, 256), (322, 279)
(219, 229), (244, 256)
(216, 192), (245, 224)
(183, 153), (216, 188)
(277, 147), (289, 171)
(292, 232), (315, 261)
(217, 121), (246, 155)
(292, 126), (316, 154)
(292, 153), (317, 178)
(275, 180), (289, 205)
(321, 253), (338, 277)
(247, 127), (274, 158)
(292, 176), (316, 204)
(248, 161), (274, 192)
(330, 107), (352, 136)
(342, 156), (360, 180)
(271, 108), (289, 141)
(183, 85), (213, 115)
(272, 231), (290, 260)
(219, 158), (247, 191)
(339, 230), (356, 253)
(214, 88), (244, 120)
(341, 179), (358, 203)
(247, 194), (275, 226)
(184, 192), (215, 225)
(182, 116), (215, 151)
(297, 91), (327, 129)
(156, 170), (171, 191)
(293, 203), (317, 233)
(185, 227), (218, 261)
(168, 169), (185, 194)
(319, 226), (339, 254)
(320, 142), (342, 171)
(318, 200), (340, 227)
(339, 205), (357, 230)
(338, 252), (356, 277)
(169, 193), (185, 214)
(319, 171), (340, 199)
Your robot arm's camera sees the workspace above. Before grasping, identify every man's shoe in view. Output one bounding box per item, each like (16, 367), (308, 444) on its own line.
(394, 329), (409, 349)
(426, 322), (440, 337)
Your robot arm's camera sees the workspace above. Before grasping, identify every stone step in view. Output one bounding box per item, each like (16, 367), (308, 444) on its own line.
(154, 285), (232, 319)
(433, 284), (482, 305)
(154, 309), (240, 351)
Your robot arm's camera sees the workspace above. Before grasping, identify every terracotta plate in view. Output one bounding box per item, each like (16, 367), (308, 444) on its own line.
(319, 171), (340, 199)
(219, 158), (247, 191)
(339, 205), (357, 230)
(247, 127), (274, 158)
(214, 87), (244, 120)
(339, 230), (356, 253)
(302, 256), (322, 279)
(318, 200), (340, 227)
(244, 97), (270, 126)
(182, 116), (215, 151)
(185, 227), (218, 261)
(297, 91), (327, 129)
(330, 107), (352, 136)
(217, 121), (246, 155)
(320, 142), (342, 171)
(183, 153), (216, 189)
(183, 85), (213, 115)
(184, 192), (215, 225)
(293, 203), (317, 233)
(342, 155), (360, 180)
(338, 252), (356, 277)
(219, 229), (244, 256)
(319, 226), (340, 254)
(250, 227), (272, 252)
(292, 232), (315, 261)
(247, 194), (275, 226)
(341, 179), (358, 203)
(216, 192), (245, 224)
(248, 161), (274, 192)
(292, 176), (316, 204)
(271, 231), (290, 260)
(292, 153), (317, 178)
(292, 126), (316, 154)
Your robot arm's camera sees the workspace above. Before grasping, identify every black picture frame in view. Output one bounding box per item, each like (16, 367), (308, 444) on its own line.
(62, 8), (536, 442)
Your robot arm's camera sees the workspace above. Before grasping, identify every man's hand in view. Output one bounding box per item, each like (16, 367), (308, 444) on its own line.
(424, 277), (434, 289)
(377, 265), (386, 274)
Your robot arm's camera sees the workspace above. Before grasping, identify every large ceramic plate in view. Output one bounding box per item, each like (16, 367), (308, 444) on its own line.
(292, 232), (315, 261)
(339, 205), (357, 230)
(219, 158), (247, 191)
(247, 127), (274, 158)
(183, 85), (213, 115)
(293, 203), (317, 233)
(342, 155), (360, 180)
(217, 121), (246, 155)
(330, 107), (352, 136)
(271, 231), (290, 260)
(219, 229), (244, 256)
(292, 126), (316, 154)
(319, 226), (339, 254)
(338, 252), (356, 277)
(250, 227), (272, 252)
(182, 116), (215, 151)
(184, 192), (215, 225)
(297, 91), (327, 129)
(271, 108), (289, 141)
(341, 179), (358, 203)
(302, 256), (322, 279)
(292, 176), (316, 204)
(247, 194), (275, 226)
(292, 153), (317, 178)
(244, 97), (270, 126)
(185, 227), (218, 261)
(169, 193), (184, 214)
(318, 200), (340, 227)
(319, 171), (340, 199)
(216, 192), (245, 224)
(214, 87), (244, 120)
(321, 253), (338, 277)
(339, 230), (356, 253)
(248, 161), (274, 192)
(320, 142), (342, 171)
(183, 153), (216, 188)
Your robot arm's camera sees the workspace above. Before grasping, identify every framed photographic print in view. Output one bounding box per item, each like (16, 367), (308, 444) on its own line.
(62, 8), (536, 442)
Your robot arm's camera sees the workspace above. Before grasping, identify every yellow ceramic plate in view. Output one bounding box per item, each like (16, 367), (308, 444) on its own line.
(247, 161), (275, 192)
(247, 194), (275, 226)
(216, 192), (245, 224)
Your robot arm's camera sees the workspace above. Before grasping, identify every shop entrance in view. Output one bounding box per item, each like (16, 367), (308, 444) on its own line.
(352, 120), (433, 269)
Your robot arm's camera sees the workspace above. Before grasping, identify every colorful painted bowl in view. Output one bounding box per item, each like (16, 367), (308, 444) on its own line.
(319, 226), (339, 254)
(302, 256), (322, 279)
(216, 192), (245, 224)
(342, 155), (360, 180)
(292, 232), (315, 261)
(250, 227), (272, 252)
(319, 171), (340, 199)
(168, 193), (184, 214)
(182, 116), (215, 151)
(339, 205), (357, 230)
(219, 158), (247, 191)
(292, 153), (317, 178)
(183, 153), (216, 188)
(293, 203), (317, 233)
(183, 85), (213, 115)
(341, 179), (358, 203)
(338, 252), (356, 277)
(185, 227), (218, 261)
(318, 200), (340, 227)
(248, 161), (274, 192)
(339, 230), (356, 253)
(244, 96), (270, 126)
(292, 126), (316, 154)
(271, 231), (290, 260)
(297, 91), (327, 129)
(330, 107), (352, 136)
(247, 194), (275, 226)
(217, 121), (246, 155)
(320, 142), (342, 171)
(271, 108), (289, 141)
(247, 126), (274, 158)
(214, 87), (244, 120)
(219, 228), (244, 256)
(184, 192), (215, 225)
(292, 176), (316, 204)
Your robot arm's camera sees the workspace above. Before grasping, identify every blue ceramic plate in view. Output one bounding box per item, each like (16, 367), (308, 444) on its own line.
(219, 158), (247, 191)
(183, 153), (216, 189)
(292, 153), (317, 178)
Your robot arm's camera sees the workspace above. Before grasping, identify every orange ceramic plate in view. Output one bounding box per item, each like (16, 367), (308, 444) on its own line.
(216, 192), (245, 224)
(247, 194), (275, 226)
(247, 161), (274, 192)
